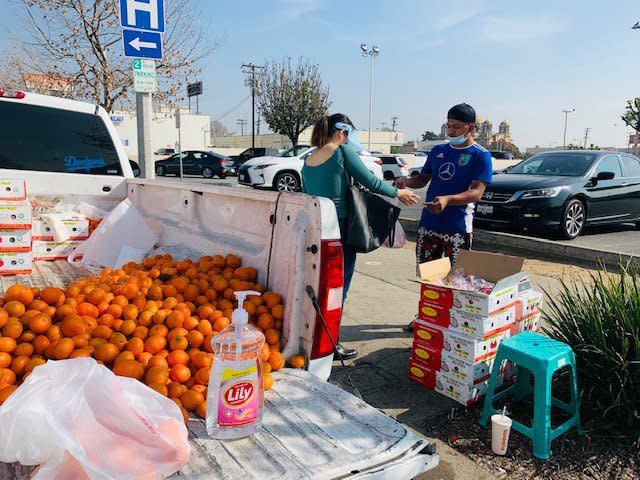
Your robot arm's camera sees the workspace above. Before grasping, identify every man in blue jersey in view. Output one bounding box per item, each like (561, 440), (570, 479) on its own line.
(395, 103), (492, 273)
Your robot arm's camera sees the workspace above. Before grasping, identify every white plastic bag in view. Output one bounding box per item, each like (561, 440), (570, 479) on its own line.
(383, 220), (406, 248)
(0, 358), (190, 479)
(69, 198), (159, 270)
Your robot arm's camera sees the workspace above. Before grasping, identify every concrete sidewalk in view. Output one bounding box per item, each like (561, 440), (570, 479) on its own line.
(331, 242), (574, 480)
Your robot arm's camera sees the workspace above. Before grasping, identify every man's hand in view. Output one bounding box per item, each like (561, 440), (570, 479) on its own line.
(426, 196), (449, 214)
(393, 176), (408, 189)
(397, 188), (421, 206)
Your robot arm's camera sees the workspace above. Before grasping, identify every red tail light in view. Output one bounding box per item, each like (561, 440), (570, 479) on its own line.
(0, 88), (26, 99)
(310, 240), (344, 359)
(374, 159), (382, 165)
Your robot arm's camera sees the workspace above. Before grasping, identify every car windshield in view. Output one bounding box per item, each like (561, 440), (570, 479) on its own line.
(508, 153), (597, 177)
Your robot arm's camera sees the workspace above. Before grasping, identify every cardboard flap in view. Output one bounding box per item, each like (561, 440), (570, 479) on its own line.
(418, 256), (452, 283)
(452, 250), (524, 284)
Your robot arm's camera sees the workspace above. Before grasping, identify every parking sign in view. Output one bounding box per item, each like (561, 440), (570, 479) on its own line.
(119, 0), (164, 59)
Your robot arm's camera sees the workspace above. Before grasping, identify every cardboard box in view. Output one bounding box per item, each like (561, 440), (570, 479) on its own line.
(510, 311), (542, 335)
(412, 340), (443, 369)
(417, 300), (451, 328)
(0, 201), (32, 229)
(0, 179), (27, 201)
(0, 251), (32, 275)
(448, 305), (517, 339)
(435, 371), (487, 406)
(418, 250), (527, 317)
(419, 283), (454, 308)
(32, 240), (82, 261)
(32, 218), (90, 241)
(409, 358), (436, 388)
(516, 289), (544, 320)
(0, 229), (31, 252)
(414, 319), (510, 363)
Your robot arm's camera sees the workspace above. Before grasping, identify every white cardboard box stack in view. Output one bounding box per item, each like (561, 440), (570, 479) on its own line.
(0, 179), (32, 275)
(32, 216), (89, 261)
(409, 250), (543, 406)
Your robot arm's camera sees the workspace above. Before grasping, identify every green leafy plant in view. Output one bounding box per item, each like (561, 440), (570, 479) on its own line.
(543, 264), (640, 440)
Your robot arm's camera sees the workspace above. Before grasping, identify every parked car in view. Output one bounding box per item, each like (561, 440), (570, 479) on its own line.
(238, 147), (384, 192)
(475, 150), (640, 239)
(380, 155), (409, 180)
(490, 151), (514, 160)
(154, 147), (176, 159)
(155, 150), (227, 178)
(229, 147), (279, 171)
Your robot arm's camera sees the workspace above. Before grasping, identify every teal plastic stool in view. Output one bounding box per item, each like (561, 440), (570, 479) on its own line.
(479, 332), (582, 460)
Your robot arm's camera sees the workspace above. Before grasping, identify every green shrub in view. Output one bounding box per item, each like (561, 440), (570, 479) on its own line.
(543, 264), (640, 440)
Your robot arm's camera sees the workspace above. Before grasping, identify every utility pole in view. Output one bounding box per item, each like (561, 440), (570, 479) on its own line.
(236, 119), (247, 136)
(360, 43), (380, 152)
(256, 110), (261, 136)
(392, 116), (398, 132)
(241, 63), (266, 149)
(562, 108), (575, 147)
(583, 128), (591, 149)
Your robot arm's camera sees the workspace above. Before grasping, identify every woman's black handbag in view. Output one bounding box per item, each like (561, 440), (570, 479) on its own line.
(340, 147), (401, 253)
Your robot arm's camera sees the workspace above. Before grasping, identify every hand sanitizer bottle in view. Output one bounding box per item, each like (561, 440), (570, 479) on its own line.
(206, 290), (265, 439)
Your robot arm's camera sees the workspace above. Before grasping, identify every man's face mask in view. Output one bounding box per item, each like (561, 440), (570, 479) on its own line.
(335, 122), (365, 152)
(446, 123), (471, 146)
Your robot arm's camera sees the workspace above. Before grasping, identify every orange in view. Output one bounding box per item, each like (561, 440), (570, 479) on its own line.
(264, 373), (274, 390)
(196, 400), (207, 419)
(122, 304), (139, 321)
(183, 316), (199, 331)
(212, 317), (231, 333)
(121, 283), (139, 301)
(112, 359), (144, 380)
(271, 304), (284, 321)
(181, 389), (204, 411)
(27, 299), (48, 312)
(0, 341), (18, 358)
(165, 311), (185, 330)
(77, 302), (99, 318)
(167, 381), (186, 399)
(118, 319), (136, 336)
(144, 335), (167, 354)
(138, 310), (154, 327)
(114, 351), (135, 364)
(46, 324), (62, 342)
(265, 329), (281, 346)
(87, 288), (106, 306)
(169, 335), (189, 351)
(263, 292), (283, 309)
(53, 338), (75, 360)
(72, 334), (89, 348)
(61, 315), (86, 337)
(138, 352), (153, 367)
(0, 352), (10, 368)
(288, 355), (306, 369)
(0, 385), (17, 405)
(167, 327), (189, 341)
(202, 335), (214, 354)
(20, 330), (35, 343)
(170, 364), (191, 383)
(186, 330), (204, 348)
(98, 313), (115, 328)
(257, 313), (274, 331)
(40, 287), (65, 306)
(94, 343), (119, 363)
(268, 351), (285, 371)
(32, 335), (50, 355)
(24, 357), (46, 374)
(106, 304), (123, 319)
(261, 344), (271, 362)
(263, 363), (272, 374)
(0, 310), (8, 329)
(109, 332), (128, 350)
(196, 305), (214, 320)
(55, 304), (75, 321)
(10, 355), (30, 377)
(145, 366), (170, 385)
(2, 320), (23, 339)
(149, 324), (168, 338)
(126, 337), (144, 357)
(132, 326), (148, 340)
(1, 367), (16, 386)
(194, 367), (210, 385)
(4, 285), (34, 306)
(146, 381), (168, 397)
(191, 351), (212, 369)
(167, 349), (189, 367)
(14, 342), (34, 357)
(91, 325), (113, 340)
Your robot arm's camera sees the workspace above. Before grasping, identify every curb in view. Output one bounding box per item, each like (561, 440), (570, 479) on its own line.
(398, 217), (637, 269)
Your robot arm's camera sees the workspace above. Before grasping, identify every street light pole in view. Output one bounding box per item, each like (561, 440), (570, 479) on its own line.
(562, 108), (575, 147)
(361, 43), (379, 152)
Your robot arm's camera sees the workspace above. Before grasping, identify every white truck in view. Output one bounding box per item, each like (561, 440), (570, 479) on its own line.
(0, 88), (438, 479)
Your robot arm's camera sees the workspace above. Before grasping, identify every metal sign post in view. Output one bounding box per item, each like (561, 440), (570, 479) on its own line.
(175, 108), (183, 180)
(120, 0), (165, 179)
(187, 81), (203, 115)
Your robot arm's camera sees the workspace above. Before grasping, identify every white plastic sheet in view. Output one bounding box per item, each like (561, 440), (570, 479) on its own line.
(0, 358), (190, 479)
(383, 220), (407, 248)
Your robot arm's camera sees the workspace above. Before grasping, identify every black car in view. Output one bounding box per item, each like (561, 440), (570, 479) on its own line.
(229, 147), (279, 171)
(155, 150), (227, 178)
(475, 151), (640, 239)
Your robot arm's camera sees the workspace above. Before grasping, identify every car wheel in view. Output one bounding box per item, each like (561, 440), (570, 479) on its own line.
(202, 167), (214, 178)
(274, 172), (301, 192)
(156, 165), (165, 176)
(383, 171), (395, 181)
(560, 199), (586, 239)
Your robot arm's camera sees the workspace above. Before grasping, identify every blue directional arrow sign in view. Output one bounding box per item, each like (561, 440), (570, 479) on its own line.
(120, 0), (164, 59)
(122, 29), (163, 59)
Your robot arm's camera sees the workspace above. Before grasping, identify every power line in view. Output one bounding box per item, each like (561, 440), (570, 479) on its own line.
(212, 95), (251, 122)
(241, 63), (266, 148)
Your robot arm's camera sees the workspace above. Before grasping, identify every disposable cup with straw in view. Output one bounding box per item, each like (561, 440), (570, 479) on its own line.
(491, 406), (512, 455)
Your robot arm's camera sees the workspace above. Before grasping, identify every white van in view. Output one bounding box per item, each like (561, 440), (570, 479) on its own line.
(0, 87), (438, 479)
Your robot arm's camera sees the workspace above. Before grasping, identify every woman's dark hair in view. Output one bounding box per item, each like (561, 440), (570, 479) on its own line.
(311, 113), (354, 147)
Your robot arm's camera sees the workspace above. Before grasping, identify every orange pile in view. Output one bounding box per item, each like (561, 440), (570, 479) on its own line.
(0, 253), (306, 422)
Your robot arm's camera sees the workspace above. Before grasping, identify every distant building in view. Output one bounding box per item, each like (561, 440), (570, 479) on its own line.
(210, 128), (405, 154)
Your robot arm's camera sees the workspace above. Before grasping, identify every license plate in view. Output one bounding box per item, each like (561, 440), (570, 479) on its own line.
(477, 204), (494, 215)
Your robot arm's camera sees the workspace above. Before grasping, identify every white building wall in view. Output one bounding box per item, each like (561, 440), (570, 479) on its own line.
(110, 109), (211, 160)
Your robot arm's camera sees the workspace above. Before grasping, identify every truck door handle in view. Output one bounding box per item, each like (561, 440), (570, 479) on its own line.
(102, 186), (112, 192)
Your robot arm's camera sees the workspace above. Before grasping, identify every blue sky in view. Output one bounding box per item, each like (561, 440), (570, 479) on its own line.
(2, 0), (639, 149)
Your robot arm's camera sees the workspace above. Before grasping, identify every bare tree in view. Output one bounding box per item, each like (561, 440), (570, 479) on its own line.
(257, 57), (330, 147)
(2, 0), (216, 112)
(622, 97), (640, 154)
(210, 120), (230, 137)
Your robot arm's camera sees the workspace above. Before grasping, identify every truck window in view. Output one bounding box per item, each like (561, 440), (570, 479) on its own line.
(0, 102), (122, 175)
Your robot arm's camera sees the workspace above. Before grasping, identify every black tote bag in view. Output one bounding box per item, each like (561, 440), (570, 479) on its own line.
(340, 147), (401, 253)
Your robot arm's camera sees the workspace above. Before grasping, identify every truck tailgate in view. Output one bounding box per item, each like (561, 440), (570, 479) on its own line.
(0, 369), (438, 480)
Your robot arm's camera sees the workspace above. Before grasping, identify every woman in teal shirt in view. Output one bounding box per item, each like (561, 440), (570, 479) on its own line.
(302, 113), (420, 359)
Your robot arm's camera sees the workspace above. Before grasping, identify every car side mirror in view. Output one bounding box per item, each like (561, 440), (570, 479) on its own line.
(596, 171), (615, 181)
(129, 160), (141, 177)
